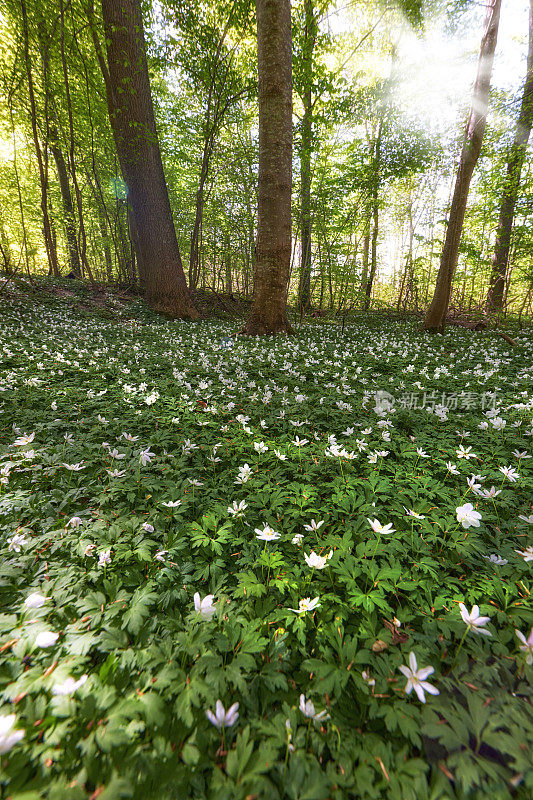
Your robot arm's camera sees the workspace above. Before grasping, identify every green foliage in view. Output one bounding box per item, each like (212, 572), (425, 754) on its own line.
(0, 290), (532, 797)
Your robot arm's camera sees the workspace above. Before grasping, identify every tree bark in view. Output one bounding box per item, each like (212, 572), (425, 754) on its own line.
(298, 0), (315, 311)
(20, 0), (60, 278)
(189, 149), (209, 290)
(0, 217), (13, 273)
(94, 0), (197, 317)
(9, 101), (30, 277)
(363, 121), (381, 311)
(299, 99), (312, 309)
(225, 237), (232, 295)
(49, 132), (81, 277)
(424, 0), (501, 331)
(97, 205), (114, 282)
(59, 0), (95, 283)
(243, 0), (293, 335)
(360, 211), (370, 306)
(187, 12), (244, 290)
(486, 0), (533, 315)
(364, 191), (379, 310)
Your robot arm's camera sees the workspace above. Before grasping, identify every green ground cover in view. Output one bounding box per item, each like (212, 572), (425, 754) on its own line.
(0, 286), (532, 799)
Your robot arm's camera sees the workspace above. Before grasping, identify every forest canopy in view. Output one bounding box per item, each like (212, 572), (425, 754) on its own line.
(0, 0), (531, 328)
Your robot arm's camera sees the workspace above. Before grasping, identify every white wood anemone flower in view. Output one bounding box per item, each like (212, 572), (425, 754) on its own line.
(459, 603), (492, 636)
(0, 714), (24, 754)
(194, 592), (216, 620)
(206, 700), (239, 728)
(299, 694), (329, 720)
(399, 652), (439, 703)
(288, 597), (320, 614)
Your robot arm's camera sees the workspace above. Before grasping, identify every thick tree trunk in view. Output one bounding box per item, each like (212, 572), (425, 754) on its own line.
(424, 0), (501, 331)
(95, 0), (197, 318)
(243, 0), (293, 335)
(49, 133), (81, 277)
(486, 0), (533, 315)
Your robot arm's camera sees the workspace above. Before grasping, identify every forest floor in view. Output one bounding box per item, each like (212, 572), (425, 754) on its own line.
(0, 274), (255, 323)
(0, 279), (532, 799)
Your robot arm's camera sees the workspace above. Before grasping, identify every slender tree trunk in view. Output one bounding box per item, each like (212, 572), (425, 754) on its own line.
(363, 126), (383, 311)
(424, 0), (501, 331)
(364, 191), (379, 310)
(486, 0), (533, 315)
(398, 200), (414, 310)
(298, 0), (315, 310)
(225, 245), (232, 295)
(362, 119), (381, 311)
(0, 217), (13, 272)
(49, 132), (81, 277)
(92, 0), (197, 317)
(9, 103), (30, 277)
(397, 258), (407, 311)
(243, 0), (293, 335)
(59, 0), (95, 283)
(20, 0), (59, 277)
(360, 212), (370, 306)
(299, 101), (312, 309)
(98, 206), (114, 282)
(189, 141), (211, 289)
(188, 14), (237, 290)
(518, 284), (533, 326)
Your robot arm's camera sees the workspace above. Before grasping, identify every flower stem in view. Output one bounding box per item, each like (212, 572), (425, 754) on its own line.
(451, 627), (469, 669)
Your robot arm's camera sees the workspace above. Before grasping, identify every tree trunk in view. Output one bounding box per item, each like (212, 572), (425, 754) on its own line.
(360, 212), (370, 306)
(94, 0), (197, 318)
(59, 0), (95, 284)
(363, 119), (383, 311)
(398, 199), (414, 310)
(20, 0), (60, 278)
(0, 217), (13, 273)
(9, 102), (30, 277)
(486, 0), (533, 315)
(298, 0), (314, 310)
(188, 14), (237, 290)
(362, 119), (381, 311)
(243, 0), (293, 335)
(424, 0), (501, 331)
(225, 244), (232, 295)
(299, 97), (312, 309)
(98, 205), (114, 282)
(49, 132), (81, 277)
(364, 192), (379, 310)
(189, 142), (210, 290)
